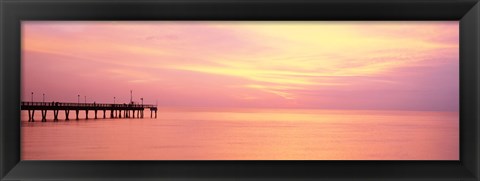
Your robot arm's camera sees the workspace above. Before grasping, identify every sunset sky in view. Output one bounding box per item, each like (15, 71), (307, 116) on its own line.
(22, 21), (459, 111)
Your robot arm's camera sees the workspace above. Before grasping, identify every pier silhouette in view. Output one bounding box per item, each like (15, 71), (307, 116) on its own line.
(21, 102), (158, 122)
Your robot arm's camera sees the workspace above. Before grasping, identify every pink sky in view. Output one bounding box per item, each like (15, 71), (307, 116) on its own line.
(21, 21), (459, 111)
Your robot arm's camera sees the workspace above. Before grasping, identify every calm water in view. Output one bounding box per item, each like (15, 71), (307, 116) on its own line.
(21, 108), (459, 160)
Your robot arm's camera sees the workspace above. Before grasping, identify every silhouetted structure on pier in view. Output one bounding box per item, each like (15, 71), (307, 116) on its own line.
(21, 102), (158, 122)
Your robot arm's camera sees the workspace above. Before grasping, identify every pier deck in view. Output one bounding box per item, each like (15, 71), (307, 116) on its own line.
(21, 102), (158, 122)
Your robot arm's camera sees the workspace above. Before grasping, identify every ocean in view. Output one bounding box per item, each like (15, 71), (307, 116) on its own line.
(21, 107), (459, 160)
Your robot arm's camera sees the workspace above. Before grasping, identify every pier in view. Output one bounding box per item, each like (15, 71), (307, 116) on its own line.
(21, 102), (158, 122)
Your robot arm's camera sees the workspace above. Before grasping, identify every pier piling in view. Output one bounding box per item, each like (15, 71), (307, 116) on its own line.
(65, 110), (70, 120)
(53, 110), (59, 121)
(41, 110), (47, 122)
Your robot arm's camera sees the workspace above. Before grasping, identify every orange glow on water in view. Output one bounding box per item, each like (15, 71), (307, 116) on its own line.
(21, 108), (458, 160)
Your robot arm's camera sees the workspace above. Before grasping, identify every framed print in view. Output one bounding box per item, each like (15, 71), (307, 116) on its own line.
(1, 0), (479, 180)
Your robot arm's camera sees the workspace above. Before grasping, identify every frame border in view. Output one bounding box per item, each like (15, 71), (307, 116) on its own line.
(1, 0), (479, 180)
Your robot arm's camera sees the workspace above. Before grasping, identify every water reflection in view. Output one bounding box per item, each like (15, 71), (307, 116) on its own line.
(21, 108), (459, 160)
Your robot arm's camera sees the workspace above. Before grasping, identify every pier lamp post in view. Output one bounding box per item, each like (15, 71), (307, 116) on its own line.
(78, 95), (80, 104)
(31, 92), (33, 102)
(114, 97), (116, 104)
(141, 98), (143, 106)
(43, 93), (45, 103)
(84, 96), (86, 104)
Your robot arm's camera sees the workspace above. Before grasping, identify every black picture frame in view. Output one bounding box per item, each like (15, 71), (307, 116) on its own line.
(1, 0), (479, 180)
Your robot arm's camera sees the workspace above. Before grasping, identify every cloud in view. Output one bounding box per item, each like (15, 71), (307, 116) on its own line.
(22, 21), (459, 111)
